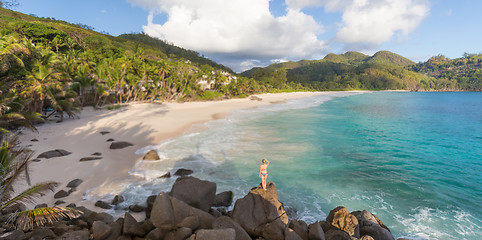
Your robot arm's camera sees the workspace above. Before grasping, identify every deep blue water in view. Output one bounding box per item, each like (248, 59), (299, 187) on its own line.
(93, 92), (481, 239)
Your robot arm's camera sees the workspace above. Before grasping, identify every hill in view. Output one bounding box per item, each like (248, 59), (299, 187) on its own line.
(242, 50), (481, 91)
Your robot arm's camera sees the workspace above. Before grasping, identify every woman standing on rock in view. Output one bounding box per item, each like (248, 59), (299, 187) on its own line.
(259, 158), (270, 190)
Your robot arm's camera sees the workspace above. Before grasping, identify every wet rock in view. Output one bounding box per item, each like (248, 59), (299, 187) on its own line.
(67, 179), (83, 188)
(112, 195), (125, 205)
(173, 168), (193, 176)
(92, 152), (102, 156)
(143, 150), (160, 160)
(106, 138), (115, 142)
(95, 200), (112, 209)
(213, 191), (233, 207)
(129, 205), (145, 212)
(109, 141), (133, 149)
(54, 200), (66, 205)
(79, 156), (102, 162)
(170, 176), (216, 212)
(37, 149), (71, 159)
(159, 172), (171, 178)
(54, 190), (69, 199)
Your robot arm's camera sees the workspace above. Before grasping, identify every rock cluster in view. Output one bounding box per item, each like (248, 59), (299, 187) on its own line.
(0, 177), (405, 240)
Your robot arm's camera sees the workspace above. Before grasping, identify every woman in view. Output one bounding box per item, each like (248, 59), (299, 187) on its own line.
(259, 158), (270, 190)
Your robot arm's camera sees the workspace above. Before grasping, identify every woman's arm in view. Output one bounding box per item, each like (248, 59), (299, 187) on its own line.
(266, 159), (270, 166)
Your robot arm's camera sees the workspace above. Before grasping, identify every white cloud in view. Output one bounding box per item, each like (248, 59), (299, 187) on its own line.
(129, 0), (430, 71)
(335, 0), (430, 49)
(128, 0), (325, 72)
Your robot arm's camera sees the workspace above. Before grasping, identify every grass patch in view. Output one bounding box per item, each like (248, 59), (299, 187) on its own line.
(107, 104), (122, 110)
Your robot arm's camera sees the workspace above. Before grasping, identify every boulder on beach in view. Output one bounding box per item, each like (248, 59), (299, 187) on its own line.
(112, 195), (125, 205)
(67, 179), (83, 188)
(95, 200), (112, 209)
(150, 193), (215, 231)
(123, 212), (146, 237)
(212, 216), (251, 240)
(79, 156), (102, 162)
(231, 182), (288, 238)
(170, 176), (216, 212)
(109, 141), (134, 149)
(100, 131), (110, 135)
(289, 219), (309, 240)
(143, 150), (160, 160)
(54, 190), (69, 199)
(37, 149), (72, 159)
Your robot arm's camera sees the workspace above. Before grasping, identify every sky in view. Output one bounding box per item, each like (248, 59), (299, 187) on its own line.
(11, 0), (482, 72)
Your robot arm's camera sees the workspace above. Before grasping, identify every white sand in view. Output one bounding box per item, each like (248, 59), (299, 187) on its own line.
(16, 92), (339, 209)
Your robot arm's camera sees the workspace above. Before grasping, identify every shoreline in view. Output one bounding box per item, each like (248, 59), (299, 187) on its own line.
(17, 91), (354, 210)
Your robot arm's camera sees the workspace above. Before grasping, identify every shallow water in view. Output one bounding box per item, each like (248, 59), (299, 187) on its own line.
(87, 91), (482, 239)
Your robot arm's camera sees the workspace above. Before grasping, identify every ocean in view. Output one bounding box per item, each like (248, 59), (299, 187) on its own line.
(87, 91), (481, 239)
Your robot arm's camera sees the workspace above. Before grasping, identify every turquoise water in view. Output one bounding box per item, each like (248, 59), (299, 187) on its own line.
(91, 92), (481, 239)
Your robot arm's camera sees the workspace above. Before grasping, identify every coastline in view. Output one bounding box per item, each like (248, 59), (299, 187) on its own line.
(16, 91), (351, 210)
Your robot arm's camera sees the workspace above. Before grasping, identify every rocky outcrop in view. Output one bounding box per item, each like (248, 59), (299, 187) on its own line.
(37, 149), (71, 159)
(231, 182), (288, 239)
(170, 176), (217, 212)
(143, 150), (160, 160)
(0, 177), (400, 240)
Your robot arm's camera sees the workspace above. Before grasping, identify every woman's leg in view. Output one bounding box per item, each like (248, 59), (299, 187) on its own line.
(262, 175), (267, 190)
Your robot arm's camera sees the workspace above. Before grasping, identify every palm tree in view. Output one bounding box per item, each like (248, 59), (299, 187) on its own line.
(0, 34), (29, 76)
(0, 136), (81, 230)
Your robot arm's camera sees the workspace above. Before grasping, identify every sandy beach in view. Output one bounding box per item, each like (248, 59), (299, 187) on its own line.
(16, 92), (336, 210)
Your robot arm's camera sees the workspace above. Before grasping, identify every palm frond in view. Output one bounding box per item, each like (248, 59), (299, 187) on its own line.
(0, 182), (58, 211)
(0, 150), (33, 201)
(10, 207), (83, 230)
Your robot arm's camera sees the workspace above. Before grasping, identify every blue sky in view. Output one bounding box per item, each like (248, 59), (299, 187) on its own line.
(12, 0), (482, 72)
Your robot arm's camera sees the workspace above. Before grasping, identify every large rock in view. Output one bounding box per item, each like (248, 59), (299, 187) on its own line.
(54, 190), (70, 199)
(308, 222), (325, 240)
(67, 179), (83, 188)
(359, 226), (395, 240)
(92, 221), (112, 240)
(57, 229), (90, 240)
(325, 230), (351, 240)
(261, 221), (286, 240)
(95, 200), (112, 209)
(105, 222), (122, 240)
(195, 228), (236, 240)
(165, 227), (192, 240)
(231, 182), (288, 238)
(212, 216), (251, 240)
(351, 210), (394, 240)
(37, 149), (71, 159)
(145, 228), (168, 240)
(109, 141), (134, 149)
(123, 212), (146, 237)
(151, 193), (215, 231)
(326, 206), (359, 238)
(143, 150), (160, 160)
(213, 191), (233, 207)
(30, 228), (55, 240)
(289, 219), (308, 240)
(0, 230), (28, 240)
(112, 195), (125, 205)
(285, 228), (303, 240)
(170, 176), (217, 212)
